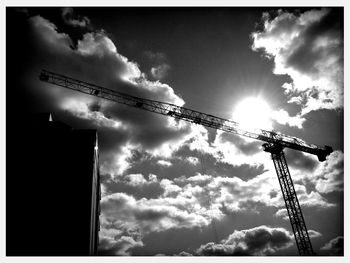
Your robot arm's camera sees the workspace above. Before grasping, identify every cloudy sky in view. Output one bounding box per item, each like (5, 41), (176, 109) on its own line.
(6, 6), (344, 256)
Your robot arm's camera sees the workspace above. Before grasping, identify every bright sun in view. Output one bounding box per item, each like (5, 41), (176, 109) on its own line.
(232, 97), (273, 130)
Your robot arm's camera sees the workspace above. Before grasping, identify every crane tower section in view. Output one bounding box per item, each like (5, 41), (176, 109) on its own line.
(263, 143), (314, 255)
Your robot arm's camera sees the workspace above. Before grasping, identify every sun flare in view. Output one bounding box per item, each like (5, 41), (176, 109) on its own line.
(232, 97), (273, 130)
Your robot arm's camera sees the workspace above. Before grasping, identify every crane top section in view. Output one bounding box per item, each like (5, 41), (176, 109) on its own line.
(39, 70), (333, 161)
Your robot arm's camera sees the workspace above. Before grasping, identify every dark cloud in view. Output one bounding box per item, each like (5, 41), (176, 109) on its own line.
(61, 7), (91, 28)
(196, 225), (293, 256)
(284, 148), (318, 172)
(320, 236), (343, 256)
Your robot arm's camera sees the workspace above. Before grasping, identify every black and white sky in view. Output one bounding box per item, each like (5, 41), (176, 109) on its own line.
(6, 4), (344, 257)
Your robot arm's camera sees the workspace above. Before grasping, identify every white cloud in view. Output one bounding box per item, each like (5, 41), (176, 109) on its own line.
(196, 225), (294, 255)
(98, 164), (335, 255)
(207, 171), (282, 211)
(157, 159), (172, 167)
(100, 192), (211, 235)
(308, 229), (322, 239)
(271, 109), (305, 128)
(187, 173), (212, 184)
(77, 32), (118, 56)
(101, 143), (138, 177)
(148, 173), (158, 183)
(275, 208), (289, 220)
(150, 64), (171, 80)
(62, 98), (126, 129)
(123, 173), (148, 187)
(185, 156), (199, 165)
(313, 151), (343, 193)
(159, 179), (182, 197)
(252, 8), (343, 116)
(288, 150), (344, 194)
(61, 7), (90, 28)
(30, 15), (73, 52)
(294, 184), (335, 208)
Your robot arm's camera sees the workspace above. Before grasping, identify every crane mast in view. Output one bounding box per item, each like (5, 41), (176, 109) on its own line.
(39, 69), (333, 256)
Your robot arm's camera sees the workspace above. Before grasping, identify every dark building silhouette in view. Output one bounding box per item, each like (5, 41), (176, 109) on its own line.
(6, 113), (100, 256)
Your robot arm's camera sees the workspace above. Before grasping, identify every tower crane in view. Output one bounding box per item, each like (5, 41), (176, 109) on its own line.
(39, 69), (333, 256)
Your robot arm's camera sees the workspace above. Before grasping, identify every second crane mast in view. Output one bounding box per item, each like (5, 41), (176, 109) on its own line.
(39, 70), (333, 256)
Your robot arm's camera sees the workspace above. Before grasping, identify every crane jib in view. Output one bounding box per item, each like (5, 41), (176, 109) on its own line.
(38, 70), (333, 161)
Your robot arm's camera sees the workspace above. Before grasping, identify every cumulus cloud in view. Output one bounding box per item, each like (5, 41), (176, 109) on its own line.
(252, 8), (343, 116)
(98, 221), (143, 255)
(98, 166), (334, 254)
(122, 173), (148, 187)
(320, 236), (343, 255)
(61, 7), (90, 28)
(294, 184), (335, 208)
(98, 170), (288, 255)
(100, 192), (210, 235)
(288, 150), (343, 192)
(196, 225), (294, 256)
(24, 14), (206, 179)
(312, 151), (343, 193)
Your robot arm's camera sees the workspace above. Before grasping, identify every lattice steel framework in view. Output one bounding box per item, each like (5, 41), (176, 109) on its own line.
(263, 143), (315, 256)
(38, 70), (332, 161)
(39, 69), (333, 256)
